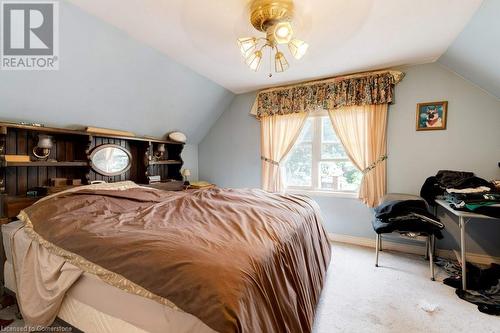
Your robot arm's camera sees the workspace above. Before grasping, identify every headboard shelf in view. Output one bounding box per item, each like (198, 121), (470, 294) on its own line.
(0, 161), (89, 167)
(0, 122), (184, 145)
(0, 121), (185, 219)
(90, 133), (184, 145)
(0, 122), (88, 137)
(148, 160), (182, 165)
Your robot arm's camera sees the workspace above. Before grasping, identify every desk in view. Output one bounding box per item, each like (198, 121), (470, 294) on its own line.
(435, 199), (498, 290)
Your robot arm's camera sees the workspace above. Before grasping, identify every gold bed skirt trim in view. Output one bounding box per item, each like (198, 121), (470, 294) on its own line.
(17, 210), (182, 313)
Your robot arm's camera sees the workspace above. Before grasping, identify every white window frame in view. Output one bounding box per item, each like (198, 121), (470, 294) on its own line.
(285, 111), (359, 198)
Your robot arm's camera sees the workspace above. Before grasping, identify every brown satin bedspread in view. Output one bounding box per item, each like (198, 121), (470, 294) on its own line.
(22, 186), (331, 333)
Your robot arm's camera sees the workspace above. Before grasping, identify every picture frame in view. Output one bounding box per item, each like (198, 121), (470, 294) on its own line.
(416, 101), (447, 131)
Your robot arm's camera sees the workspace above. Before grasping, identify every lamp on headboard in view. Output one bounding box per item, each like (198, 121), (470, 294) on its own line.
(32, 134), (54, 161)
(181, 168), (191, 186)
(154, 143), (166, 161)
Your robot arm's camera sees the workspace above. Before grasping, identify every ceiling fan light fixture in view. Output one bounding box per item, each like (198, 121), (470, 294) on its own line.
(288, 38), (309, 60)
(246, 50), (263, 71)
(238, 0), (307, 75)
(275, 51), (289, 73)
(272, 22), (293, 44)
(237, 37), (258, 57)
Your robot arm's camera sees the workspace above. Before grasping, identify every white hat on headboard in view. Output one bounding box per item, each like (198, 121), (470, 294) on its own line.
(168, 131), (187, 143)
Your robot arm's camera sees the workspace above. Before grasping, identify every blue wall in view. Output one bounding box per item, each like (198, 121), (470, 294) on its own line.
(0, 1), (234, 145)
(199, 63), (500, 257)
(0, 2), (237, 179)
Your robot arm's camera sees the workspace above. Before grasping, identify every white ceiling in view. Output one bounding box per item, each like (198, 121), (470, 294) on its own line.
(68, 0), (482, 94)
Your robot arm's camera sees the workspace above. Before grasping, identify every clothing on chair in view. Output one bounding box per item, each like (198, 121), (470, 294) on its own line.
(375, 199), (431, 220)
(372, 197), (443, 238)
(372, 217), (443, 239)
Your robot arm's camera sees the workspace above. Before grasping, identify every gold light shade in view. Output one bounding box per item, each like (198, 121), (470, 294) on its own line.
(288, 38), (309, 59)
(271, 22), (293, 44)
(237, 37), (257, 57)
(275, 52), (289, 72)
(246, 50), (263, 71)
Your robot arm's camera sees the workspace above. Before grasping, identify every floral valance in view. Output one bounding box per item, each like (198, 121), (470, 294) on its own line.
(252, 70), (405, 119)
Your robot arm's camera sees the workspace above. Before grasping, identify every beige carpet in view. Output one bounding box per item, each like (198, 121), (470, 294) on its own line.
(313, 242), (499, 333)
(1, 242), (499, 332)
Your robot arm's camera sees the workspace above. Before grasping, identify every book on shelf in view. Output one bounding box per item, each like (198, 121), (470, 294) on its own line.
(1, 155), (30, 162)
(148, 175), (161, 184)
(86, 126), (135, 137)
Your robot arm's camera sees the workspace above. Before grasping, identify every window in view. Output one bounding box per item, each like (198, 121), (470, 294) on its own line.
(284, 113), (362, 194)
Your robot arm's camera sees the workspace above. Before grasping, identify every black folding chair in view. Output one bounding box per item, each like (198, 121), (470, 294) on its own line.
(373, 193), (440, 281)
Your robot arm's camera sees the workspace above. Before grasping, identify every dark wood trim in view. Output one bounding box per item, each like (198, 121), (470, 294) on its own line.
(92, 133), (184, 145)
(0, 161), (89, 167)
(0, 122), (184, 144)
(148, 160), (182, 165)
(0, 122), (185, 218)
(0, 122), (87, 136)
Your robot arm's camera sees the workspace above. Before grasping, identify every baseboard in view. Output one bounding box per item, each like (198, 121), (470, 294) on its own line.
(328, 233), (500, 265)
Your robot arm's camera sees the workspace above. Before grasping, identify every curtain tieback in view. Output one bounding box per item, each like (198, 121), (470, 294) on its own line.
(362, 155), (387, 174)
(261, 156), (280, 166)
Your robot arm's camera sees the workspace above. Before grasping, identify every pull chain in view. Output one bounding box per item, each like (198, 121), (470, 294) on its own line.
(268, 47), (273, 78)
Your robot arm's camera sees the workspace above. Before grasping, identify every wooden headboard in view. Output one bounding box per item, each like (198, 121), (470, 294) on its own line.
(0, 122), (184, 219)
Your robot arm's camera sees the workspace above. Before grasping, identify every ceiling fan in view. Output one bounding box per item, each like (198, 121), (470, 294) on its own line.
(237, 0), (309, 76)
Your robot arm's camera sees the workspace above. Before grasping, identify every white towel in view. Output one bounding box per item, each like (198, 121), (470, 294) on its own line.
(446, 186), (490, 194)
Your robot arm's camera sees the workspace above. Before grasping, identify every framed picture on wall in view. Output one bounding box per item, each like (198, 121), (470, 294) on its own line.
(416, 101), (448, 131)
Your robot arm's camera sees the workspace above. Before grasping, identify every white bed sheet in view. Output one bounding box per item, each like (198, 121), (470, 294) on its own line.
(2, 221), (215, 333)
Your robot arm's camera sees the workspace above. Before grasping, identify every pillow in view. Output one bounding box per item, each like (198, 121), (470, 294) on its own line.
(144, 181), (185, 191)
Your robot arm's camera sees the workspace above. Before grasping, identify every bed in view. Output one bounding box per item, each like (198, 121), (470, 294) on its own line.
(3, 220), (214, 333)
(3, 182), (331, 333)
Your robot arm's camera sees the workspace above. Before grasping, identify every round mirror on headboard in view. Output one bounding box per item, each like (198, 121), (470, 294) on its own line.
(90, 144), (132, 176)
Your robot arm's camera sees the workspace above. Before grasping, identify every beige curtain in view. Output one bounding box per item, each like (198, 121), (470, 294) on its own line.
(261, 112), (308, 192)
(328, 104), (388, 207)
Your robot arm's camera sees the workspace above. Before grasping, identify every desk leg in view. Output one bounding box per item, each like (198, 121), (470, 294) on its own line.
(424, 237), (429, 260)
(459, 216), (467, 290)
(429, 235), (435, 281)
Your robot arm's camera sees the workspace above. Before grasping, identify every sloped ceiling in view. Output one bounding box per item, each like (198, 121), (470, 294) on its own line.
(438, 0), (500, 99)
(0, 2), (234, 144)
(67, 0), (482, 93)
